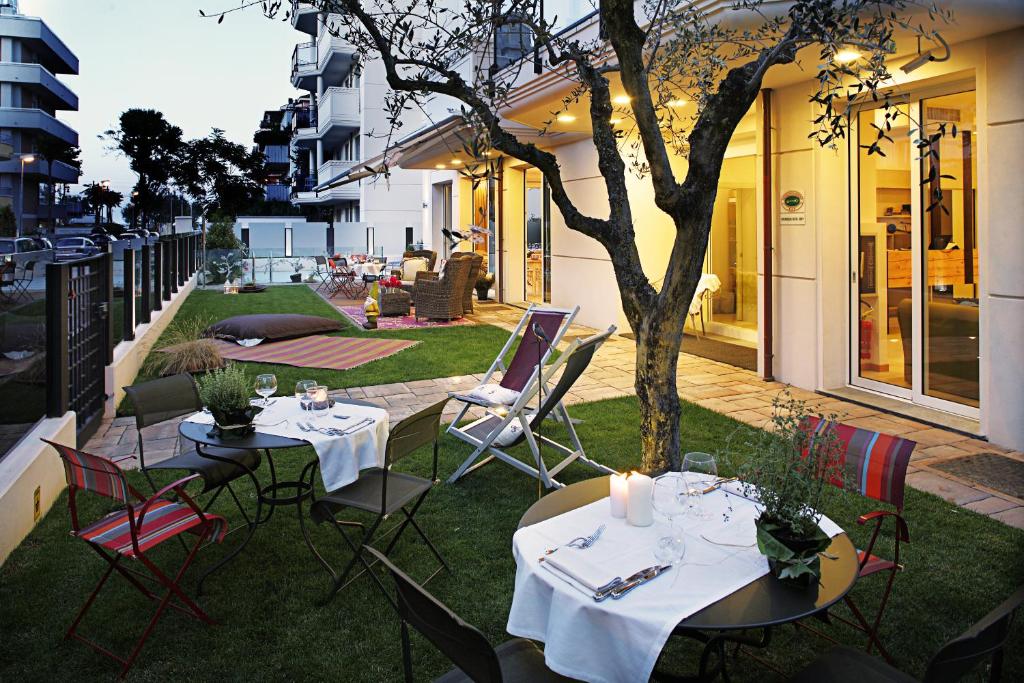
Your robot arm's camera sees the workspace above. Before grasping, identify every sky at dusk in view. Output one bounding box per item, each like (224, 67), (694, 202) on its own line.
(23, 0), (301, 204)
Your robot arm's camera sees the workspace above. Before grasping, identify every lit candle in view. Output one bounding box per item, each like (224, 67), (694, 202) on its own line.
(627, 471), (654, 527)
(609, 472), (629, 518)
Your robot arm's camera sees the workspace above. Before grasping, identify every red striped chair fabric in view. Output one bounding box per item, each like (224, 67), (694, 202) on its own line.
(78, 499), (227, 558)
(52, 440), (132, 503)
(802, 416), (915, 510)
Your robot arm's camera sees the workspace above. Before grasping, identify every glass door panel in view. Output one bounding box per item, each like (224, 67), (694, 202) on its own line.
(920, 91), (979, 407)
(855, 105), (913, 392)
(524, 168), (550, 303)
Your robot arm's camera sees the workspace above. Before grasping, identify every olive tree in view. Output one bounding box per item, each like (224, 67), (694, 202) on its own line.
(211, 0), (950, 471)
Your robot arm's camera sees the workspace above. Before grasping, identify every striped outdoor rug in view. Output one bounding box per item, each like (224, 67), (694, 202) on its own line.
(210, 335), (419, 371)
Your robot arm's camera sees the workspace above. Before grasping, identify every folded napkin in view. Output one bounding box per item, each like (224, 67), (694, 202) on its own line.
(542, 551), (619, 593)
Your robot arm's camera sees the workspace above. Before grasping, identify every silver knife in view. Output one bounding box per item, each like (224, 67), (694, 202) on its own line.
(609, 565), (673, 599)
(341, 418), (373, 434)
(593, 565), (664, 602)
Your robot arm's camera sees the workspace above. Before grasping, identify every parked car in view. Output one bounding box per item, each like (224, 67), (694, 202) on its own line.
(29, 236), (53, 251)
(0, 237), (37, 256)
(89, 232), (115, 247)
(54, 237), (100, 260)
(119, 231), (144, 241)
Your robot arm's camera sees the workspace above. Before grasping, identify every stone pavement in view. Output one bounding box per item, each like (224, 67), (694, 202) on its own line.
(85, 301), (1024, 529)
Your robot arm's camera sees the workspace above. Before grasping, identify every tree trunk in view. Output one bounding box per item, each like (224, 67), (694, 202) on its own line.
(632, 306), (688, 472)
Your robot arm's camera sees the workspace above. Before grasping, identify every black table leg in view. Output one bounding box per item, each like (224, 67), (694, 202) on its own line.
(654, 628), (773, 682)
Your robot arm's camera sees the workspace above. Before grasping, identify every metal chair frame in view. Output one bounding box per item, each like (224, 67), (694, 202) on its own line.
(305, 398), (451, 606)
(42, 439), (223, 678)
(9, 259), (35, 302)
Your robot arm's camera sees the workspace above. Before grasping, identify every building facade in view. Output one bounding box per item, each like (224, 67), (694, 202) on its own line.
(390, 1), (1024, 452)
(286, 1), (427, 258)
(0, 0), (79, 233)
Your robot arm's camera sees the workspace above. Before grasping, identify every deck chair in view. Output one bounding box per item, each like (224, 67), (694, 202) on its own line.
(447, 325), (619, 489)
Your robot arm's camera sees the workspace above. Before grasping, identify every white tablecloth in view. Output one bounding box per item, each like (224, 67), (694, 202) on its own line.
(507, 474), (844, 683)
(184, 396), (388, 492)
(351, 262), (382, 278)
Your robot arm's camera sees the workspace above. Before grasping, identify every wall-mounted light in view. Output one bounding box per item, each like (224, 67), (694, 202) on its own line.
(835, 48), (861, 64)
(435, 163), (446, 169)
(900, 34), (951, 74)
(556, 114), (576, 123)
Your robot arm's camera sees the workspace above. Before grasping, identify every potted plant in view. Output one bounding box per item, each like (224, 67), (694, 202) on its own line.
(287, 257), (304, 283)
(475, 272), (495, 301)
(723, 393), (845, 587)
(197, 364), (262, 438)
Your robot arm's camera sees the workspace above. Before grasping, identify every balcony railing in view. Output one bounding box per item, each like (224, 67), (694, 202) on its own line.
(290, 175), (316, 194)
(291, 41), (317, 78)
(263, 145), (290, 165)
(265, 184), (290, 202)
(294, 108), (318, 130)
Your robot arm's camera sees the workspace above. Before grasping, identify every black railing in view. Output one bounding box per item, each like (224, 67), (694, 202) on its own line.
(294, 108), (318, 129)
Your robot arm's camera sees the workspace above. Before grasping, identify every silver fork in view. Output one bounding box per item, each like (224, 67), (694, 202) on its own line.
(543, 524), (606, 556)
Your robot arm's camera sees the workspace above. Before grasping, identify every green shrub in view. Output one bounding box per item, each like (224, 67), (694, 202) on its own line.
(197, 363), (251, 413)
(205, 215), (240, 250)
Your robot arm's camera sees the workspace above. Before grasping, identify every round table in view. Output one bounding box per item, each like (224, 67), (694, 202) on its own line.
(518, 475), (859, 681)
(180, 398), (379, 592)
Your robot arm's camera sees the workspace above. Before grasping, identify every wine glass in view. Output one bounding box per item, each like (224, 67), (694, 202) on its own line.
(295, 379), (316, 409)
(682, 452), (717, 521)
(652, 476), (687, 564)
(254, 374), (278, 407)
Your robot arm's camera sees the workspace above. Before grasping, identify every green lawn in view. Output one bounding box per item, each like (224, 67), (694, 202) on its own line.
(1, 396), (1021, 681)
(119, 285), (515, 415)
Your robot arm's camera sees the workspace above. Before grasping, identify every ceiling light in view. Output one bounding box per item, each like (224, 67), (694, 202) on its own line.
(667, 99), (686, 108)
(556, 114), (576, 123)
(435, 164), (446, 169)
(609, 118), (622, 125)
(612, 95), (631, 105)
(835, 48), (861, 64)
(450, 158), (461, 165)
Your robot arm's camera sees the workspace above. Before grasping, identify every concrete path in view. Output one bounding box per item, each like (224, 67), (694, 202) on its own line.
(85, 301), (1024, 529)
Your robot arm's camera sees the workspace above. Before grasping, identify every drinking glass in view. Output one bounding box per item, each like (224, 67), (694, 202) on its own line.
(652, 476), (687, 564)
(255, 374), (278, 407)
(295, 379), (316, 409)
(311, 385), (330, 422)
(682, 452), (717, 521)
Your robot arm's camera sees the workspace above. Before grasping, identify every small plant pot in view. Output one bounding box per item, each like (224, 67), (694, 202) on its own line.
(754, 516), (830, 587)
(290, 273), (303, 283)
(475, 286), (490, 301)
(207, 405), (263, 439)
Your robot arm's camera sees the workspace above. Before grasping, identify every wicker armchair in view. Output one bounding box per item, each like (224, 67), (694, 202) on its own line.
(449, 252), (483, 314)
(390, 250), (438, 281)
(412, 257), (471, 321)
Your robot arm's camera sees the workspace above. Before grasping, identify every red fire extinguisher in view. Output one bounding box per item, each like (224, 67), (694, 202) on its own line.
(860, 319), (873, 359)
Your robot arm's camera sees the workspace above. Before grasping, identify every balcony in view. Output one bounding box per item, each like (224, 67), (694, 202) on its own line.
(290, 0), (319, 35)
(292, 108), (319, 148)
(316, 27), (357, 78)
(0, 131), (12, 161)
(263, 144), (290, 166)
(290, 40), (318, 90)
(316, 159), (359, 201)
(0, 14), (78, 74)
(265, 184), (290, 202)
(0, 157), (80, 183)
(317, 87), (360, 142)
(0, 107), (77, 146)
(0, 62), (77, 110)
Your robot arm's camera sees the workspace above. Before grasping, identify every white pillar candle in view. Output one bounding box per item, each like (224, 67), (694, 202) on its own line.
(609, 472), (629, 518)
(626, 471), (654, 527)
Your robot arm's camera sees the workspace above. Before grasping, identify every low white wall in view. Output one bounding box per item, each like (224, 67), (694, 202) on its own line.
(0, 412), (75, 565)
(105, 273), (196, 417)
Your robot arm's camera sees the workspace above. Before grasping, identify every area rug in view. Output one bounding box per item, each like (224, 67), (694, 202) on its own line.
(336, 304), (477, 331)
(931, 453), (1024, 500)
(620, 332), (757, 371)
(207, 335), (419, 371)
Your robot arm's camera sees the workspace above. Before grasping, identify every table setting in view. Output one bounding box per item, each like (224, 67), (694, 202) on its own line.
(507, 462), (845, 683)
(185, 374), (389, 492)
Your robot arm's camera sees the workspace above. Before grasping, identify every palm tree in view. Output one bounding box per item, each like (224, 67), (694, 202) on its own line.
(35, 138), (81, 229)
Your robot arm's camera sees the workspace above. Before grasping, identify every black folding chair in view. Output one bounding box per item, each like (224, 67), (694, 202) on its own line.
(365, 547), (571, 682)
(123, 374), (262, 527)
(789, 585), (1024, 682)
(10, 259), (35, 302)
(313, 255), (332, 294)
(307, 398), (451, 605)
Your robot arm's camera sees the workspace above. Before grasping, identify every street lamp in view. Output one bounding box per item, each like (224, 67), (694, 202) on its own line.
(17, 154), (35, 237)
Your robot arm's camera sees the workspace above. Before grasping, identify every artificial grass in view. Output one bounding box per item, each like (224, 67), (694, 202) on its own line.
(118, 285), (515, 415)
(2, 395), (1022, 681)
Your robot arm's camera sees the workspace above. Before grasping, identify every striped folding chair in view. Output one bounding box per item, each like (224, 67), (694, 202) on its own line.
(800, 417), (916, 665)
(42, 439), (227, 677)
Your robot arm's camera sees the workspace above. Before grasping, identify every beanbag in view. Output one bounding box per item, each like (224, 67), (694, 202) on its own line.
(204, 314), (342, 342)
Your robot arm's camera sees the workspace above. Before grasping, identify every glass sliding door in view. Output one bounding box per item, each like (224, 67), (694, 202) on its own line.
(919, 91), (979, 408)
(850, 89), (980, 416)
(524, 168), (550, 303)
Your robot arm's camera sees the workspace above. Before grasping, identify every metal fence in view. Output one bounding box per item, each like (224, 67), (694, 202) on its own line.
(42, 232), (198, 445)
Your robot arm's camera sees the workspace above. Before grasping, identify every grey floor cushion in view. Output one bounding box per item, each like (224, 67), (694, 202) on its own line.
(204, 314), (342, 342)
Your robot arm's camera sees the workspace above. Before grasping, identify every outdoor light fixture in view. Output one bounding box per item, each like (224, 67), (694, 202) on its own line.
(835, 48), (861, 64)
(435, 163), (446, 169)
(450, 158), (461, 165)
(609, 118), (622, 124)
(900, 34), (950, 74)
(612, 95), (631, 104)
(20, 154), (35, 164)
(667, 99), (686, 108)
(556, 114), (576, 123)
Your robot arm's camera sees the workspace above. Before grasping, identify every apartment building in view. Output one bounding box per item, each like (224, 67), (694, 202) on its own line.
(287, 1), (426, 257)
(384, 1), (1024, 452)
(254, 107), (291, 203)
(0, 0), (80, 233)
